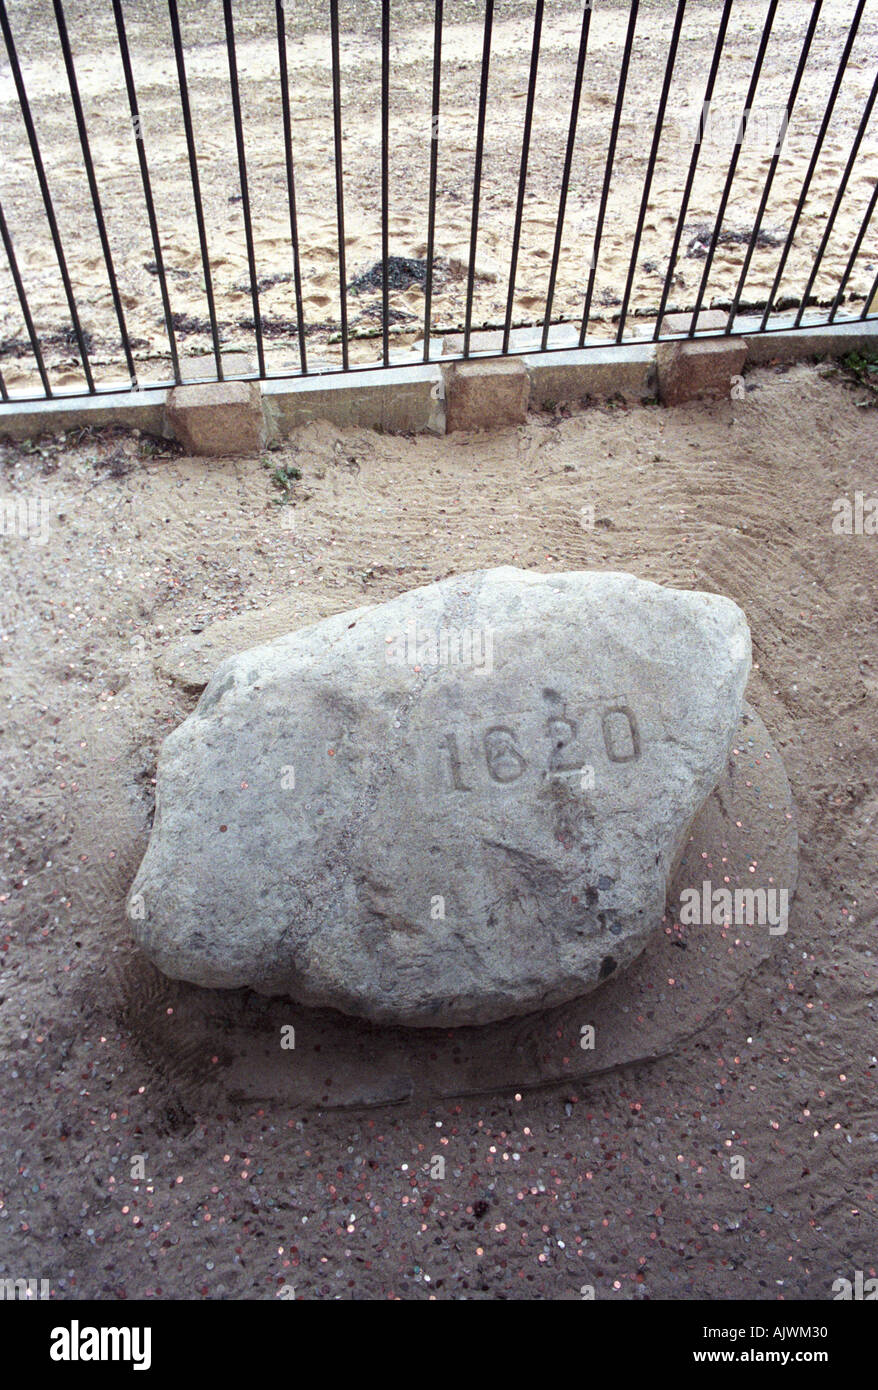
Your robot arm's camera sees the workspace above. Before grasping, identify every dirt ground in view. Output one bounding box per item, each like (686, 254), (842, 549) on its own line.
(1, 0), (877, 392)
(0, 360), (876, 1300)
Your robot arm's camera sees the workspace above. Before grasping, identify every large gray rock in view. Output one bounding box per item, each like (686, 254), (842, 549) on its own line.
(128, 568), (751, 1027)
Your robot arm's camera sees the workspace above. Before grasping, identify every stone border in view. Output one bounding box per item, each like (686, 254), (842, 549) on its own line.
(263, 362), (446, 437)
(0, 314), (875, 447)
(0, 386), (167, 443)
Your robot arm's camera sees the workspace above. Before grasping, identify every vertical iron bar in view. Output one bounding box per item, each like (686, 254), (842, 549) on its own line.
(276, 0), (308, 374)
(828, 174), (878, 322)
(502, 0), (543, 355)
(113, 0), (180, 384)
(0, 366), (8, 404)
(381, 0), (390, 367)
(463, 0), (493, 359)
(541, 1), (592, 351)
(579, 0), (640, 346)
(423, 0), (443, 362)
(329, 0), (350, 370)
(861, 267), (878, 320)
(167, 0), (223, 379)
(0, 0), (94, 391)
(688, 0), (779, 336)
(759, 0), (866, 330)
(616, 0), (687, 344)
(794, 68), (878, 327)
(224, 0), (265, 377)
(53, 0), (136, 384)
(653, 0), (734, 340)
(725, 0), (823, 332)
(0, 199), (52, 397)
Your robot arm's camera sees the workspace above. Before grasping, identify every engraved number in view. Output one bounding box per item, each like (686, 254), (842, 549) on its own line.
(483, 725), (528, 784)
(601, 705), (641, 763)
(441, 733), (472, 791)
(546, 715), (580, 772)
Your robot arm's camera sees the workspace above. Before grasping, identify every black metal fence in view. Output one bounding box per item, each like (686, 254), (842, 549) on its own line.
(0, 0), (876, 403)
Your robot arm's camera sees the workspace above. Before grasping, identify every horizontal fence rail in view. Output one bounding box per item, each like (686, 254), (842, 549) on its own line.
(0, 0), (876, 403)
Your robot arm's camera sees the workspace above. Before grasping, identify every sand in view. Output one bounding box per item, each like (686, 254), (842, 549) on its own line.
(0, 361), (876, 1299)
(1, 0), (877, 394)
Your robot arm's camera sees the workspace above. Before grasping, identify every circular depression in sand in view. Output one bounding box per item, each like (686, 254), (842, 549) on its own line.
(119, 702), (797, 1111)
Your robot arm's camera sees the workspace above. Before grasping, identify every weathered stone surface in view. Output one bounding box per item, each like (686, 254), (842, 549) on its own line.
(179, 351), (255, 384)
(155, 598), (340, 691)
(444, 358), (530, 432)
(0, 390), (167, 443)
(524, 344), (656, 408)
(128, 567), (751, 1027)
(657, 335), (748, 406)
(442, 324), (581, 356)
(263, 364), (444, 438)
(164, 380), (264, 456)
(659, 309), (730, 337)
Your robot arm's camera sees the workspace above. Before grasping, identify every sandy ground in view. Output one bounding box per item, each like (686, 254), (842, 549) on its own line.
(0, 361), (876, 1299)
(1, 0), (877, 394)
